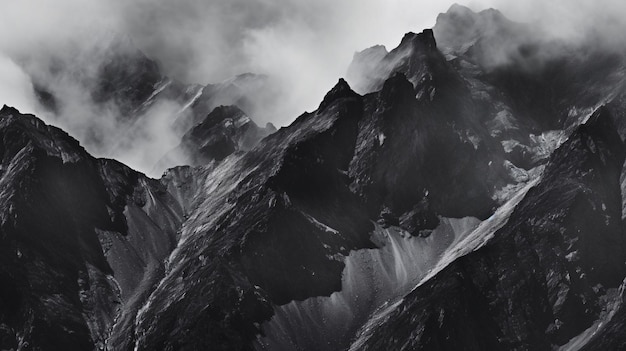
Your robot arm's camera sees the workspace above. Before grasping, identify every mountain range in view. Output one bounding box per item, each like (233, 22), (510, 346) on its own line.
(3, 4), (626, 350)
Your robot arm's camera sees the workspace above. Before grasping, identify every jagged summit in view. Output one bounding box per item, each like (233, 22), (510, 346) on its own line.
(433, 3), (526, 58)
(357, 44), (387, 56)
(219, 72), (268, 86)
(318, 78), (360, 111)
(265, 122), (277, 132)
(346, 28), (449, 94)
(398, 29), (438, 51)
(0, 104), (18, 115)
(197, 105), (249, 127)
(576, 106), (625, 163)
(4, 4), (626, 351)
(350, 45), (388, 68)
(0, 105), (90, 163)
(437, 3), (508, 27)
(154, 104), (274, 170)
(440, 3), (508, 23)
(351, 103), (626, 349)
(446, 3), (476, 14)
(379, 72), (415, 105)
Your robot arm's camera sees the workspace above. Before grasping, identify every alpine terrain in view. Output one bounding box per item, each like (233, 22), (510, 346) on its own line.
(3, 4), (626, 351)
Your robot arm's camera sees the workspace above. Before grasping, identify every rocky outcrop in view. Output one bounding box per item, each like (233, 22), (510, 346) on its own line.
(131, 56), (522, 349)
(350, 107), (626, 350)
(4, 4), (626, 351)
(346, 29), (448, 95)
(348, 71), (499, 235)
(130, 79), (374, 350)
(0, 105), (186, 350)
(155, 105), (275, 170)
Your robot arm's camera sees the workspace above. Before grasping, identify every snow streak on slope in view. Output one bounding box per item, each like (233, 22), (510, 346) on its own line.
(349, 177), (539, 351)
(416, 177), (539, 290)
(139, 79), (173, 110)
(559, 279), (626, 351)
(177, 86), (204, 115)
(256, 217), (480, 351)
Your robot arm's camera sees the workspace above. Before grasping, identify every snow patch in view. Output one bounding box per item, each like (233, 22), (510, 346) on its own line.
(349, 179), (539, 350)
(378, 132), (386, 146)
(303, 212), (339, 235)
(558, 279), (626, 350)
(178, 86), (205, 114)
(256, 217), (480, 350)
(142, 79), (172, 107)
(415, 177), (539, 292)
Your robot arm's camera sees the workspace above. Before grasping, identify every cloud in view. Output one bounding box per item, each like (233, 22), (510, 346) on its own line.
(108, 99), (188, 174)
(0, 54), (37, 114)
(101, 0), (458, 125)
(1, 0), (626, 175)
(479, 0), (626, 44)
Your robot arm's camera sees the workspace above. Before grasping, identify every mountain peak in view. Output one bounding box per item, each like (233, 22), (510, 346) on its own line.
(0, 106), (88, 164)
(447, 3), (470, 10)
(360, 44), (387, 55)
(206, 105), (247, 120)
(0, 104), (20, 117)
(446, 3), (477, 16)
(0, 105), (43, 130)
(155, 103), (276, 169)
(380, 72), (415, 105)
(441, 3), (506, 21)
(318, 78), (359, 111)
(579, 106), (624, 154)
(399, 29), (437, 51)
(435, 4), (479, 33)
(190, 105), (253, 142)
(265, 122), (277, 133)
(434, 2), (518, 56)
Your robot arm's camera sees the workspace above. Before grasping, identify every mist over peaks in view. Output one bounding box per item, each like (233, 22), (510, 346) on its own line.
(2, 0), (626, 176)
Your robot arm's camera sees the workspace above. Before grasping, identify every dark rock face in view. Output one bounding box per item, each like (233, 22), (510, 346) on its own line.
(4, 4), (626, 351)
(129, 59), (526, 348)
(0, 105), (116, 350)
(92, 46), (163, 117)
(0, 105), (185, 350)
(131, 80), (376, 351)
(350, 107), (626, 350)
(130, 25), (576, 346)
(346, 29), (448, 95)
(156, 105), (275, 169)
(349, 71), (497, 234)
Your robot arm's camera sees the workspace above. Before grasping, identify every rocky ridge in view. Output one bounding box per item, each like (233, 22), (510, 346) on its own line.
(3, 4), (626, 351)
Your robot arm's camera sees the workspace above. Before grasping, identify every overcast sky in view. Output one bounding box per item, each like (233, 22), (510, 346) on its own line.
(0, 0), (624, 175)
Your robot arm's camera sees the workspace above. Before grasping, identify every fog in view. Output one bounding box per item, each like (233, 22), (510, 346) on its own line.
(1, 0), (625, 175)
